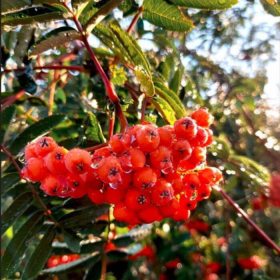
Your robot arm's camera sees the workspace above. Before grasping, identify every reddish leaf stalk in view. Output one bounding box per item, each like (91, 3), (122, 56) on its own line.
(1, 144), (58, 225)
(108, 115), (115, 140)
(2, 90), (25, 111)
(141, 96), (148, 123)
(48, 70), (59, 116)
(214, 186), (280, 254)
(84, 143), (108, 152)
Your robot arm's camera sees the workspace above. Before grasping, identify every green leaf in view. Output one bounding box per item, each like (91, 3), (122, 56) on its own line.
(42, 254), (100, 275)
(72, 0), (91, 18)
(29, 27), (81, 57)
(169, 65), (184, 94)
(1, 211), (44, 278)
(22, 225), (56, 280)
(84, 0), (123, 33)
(154, 81), (186, 118)
(83, 261), (102, 280)
(2, 192), (33, 236)
(208, 136), (231, 160)
(84, 112), (106, 143)
(143, 0), (194, 32)
(2, 7), (68, 27)
(58, 204), (110, 228)
(260, 0), (280, 16)
(1, 0), (31, 14)
(1, 105), (16, 143)
(119, 0), (138, 14)
(62, 228), (81, 253)
(112, 235), (134, 247)
(9, 114), (66, 155)
(169, 0), (238, 10)
(106, 249), (128, 260)
(1, 173), (21, 195)
(151, 97), (177, 125)
(111, 66), (127, 86)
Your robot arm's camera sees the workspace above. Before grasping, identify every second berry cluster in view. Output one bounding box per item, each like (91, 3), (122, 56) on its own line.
(22, 108), (222, 224)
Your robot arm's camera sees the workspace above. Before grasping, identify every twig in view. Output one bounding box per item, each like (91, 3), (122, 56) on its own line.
(48, 70), (60, 116)
(84, 143), (108, 152)
(213, 186), (280, 255)
(108, 114), (115, 140)
(2, 90), (25, 111)
(141, 96), (148, 123)
(1, 144), (59, 226)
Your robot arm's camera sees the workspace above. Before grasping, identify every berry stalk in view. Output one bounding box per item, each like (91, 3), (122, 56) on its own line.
(213, 186), (280, 254)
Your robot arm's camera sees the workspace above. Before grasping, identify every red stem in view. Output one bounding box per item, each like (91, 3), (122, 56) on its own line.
(214, 186), (280, 254)
(127, 6), (143, 33)
(141, 96), (148, 123)
(84, 142), (108, 152)
(108, 115), (115, 140)
(2, 90), (25, 110)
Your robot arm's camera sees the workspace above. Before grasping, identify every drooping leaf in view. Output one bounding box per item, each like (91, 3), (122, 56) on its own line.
(2, 7), (68, 27)
(42, 254), (100, 275)
(84, 112), (106, 143)
(112, 235), (134, 247)
(154, 81), (186, 118)
(151, 97), (177, 125)
(169, 0), (238, 10)
(29, 27), (82, 57)
(9, 114), (66, 155)
(84, 0), (123, 33)
(169, 65), (184, 94)
(143, 0), (194, 32)
(1, 173), (21, 195)
(2, 192), (33, 235)
(22, 225), (56, 280)
(1, 211), (44, 278)
(83, 261), (102, 280)
(62, 228), (81, 253)
(260, 0), (280, 16)
(1, 105), (16, 143)
(58, 204), (110, 228)
(106, 249), (128, 260)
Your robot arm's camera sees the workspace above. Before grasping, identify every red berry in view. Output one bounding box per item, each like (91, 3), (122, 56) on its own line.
(180, 194), (198, 210)
(47, 256), (60, 268)
(113, 201), (138, 224)
(159, 198), (180, 218)
(92, 147), (112, 169)
(35, 137), (58, 157)
(133, 167), (157, 191)
(41, 174), (65, 196)
(138, 205), (162, 223)
(65, 148), (91, 174)
(150, 146), (173, 174)
(164, 171), (183, 195)
(173, 207), (190, 221)
(201, 128), (213, 147)
(45, 147), (68, 175)
(125, 188), (151, 211)
(191, 108), (214, 127)
(152, 179), (174, 206)
(174, 117), (197, 139)
(66, 173), (87, 198)
(188, 127), (208, 147)
(80, 167), (102, 190)
(88, 188), (106, 204)
(96, 156), (123, 185)
(197, 184), (212, 201)
(22, 157), (49, 181)
(104, 186), (125, 204)
(119, 148), (146, 172)
(199, 167), (217, 185)
(158, 126), (173, 147)
(109, 133), (131, 153)
(136, 125), (160, 152)
(118, 172), (133, 190)
(24, 142), (37, 160)
(172, 140), (192, 161)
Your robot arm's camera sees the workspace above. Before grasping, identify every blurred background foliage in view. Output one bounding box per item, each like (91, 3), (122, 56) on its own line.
(1, 0), (280, 279)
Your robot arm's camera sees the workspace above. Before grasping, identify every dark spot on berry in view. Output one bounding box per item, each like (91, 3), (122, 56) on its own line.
(55, 152), (63, 160)
(40, 138), (49, 148)
(137, 195), (147, 204)
(142, 182), (152, 189)
(162, 157), (170, 163)
(76, 163), (84, 171)
(181, 120), (193, 129)
(160, 191), (170, 199)
(109, 167), (119, 177)
(72, 181), (80, 187)
(179, 148), (185, 154)
(190, 184), (196, 190)
(118, 134), (123, 139)
(123, 151), (130, 156)
(147, 130), (158, 138)
(52, 187), (58, 194)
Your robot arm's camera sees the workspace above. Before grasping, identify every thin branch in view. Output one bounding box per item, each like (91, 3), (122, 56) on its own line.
(141, 96), (148, 123)
(48, 70), (60, 116)
(1, 144), (59, 226)
(108, 114), (115, 140)
(2, 90), (25, 111)
(84, 143), (108, 152)
(213, 186), (280, 255)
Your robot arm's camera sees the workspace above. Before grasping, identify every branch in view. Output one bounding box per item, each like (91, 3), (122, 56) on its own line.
(213, 186), (280, 255)
(84, 143), (108, 152)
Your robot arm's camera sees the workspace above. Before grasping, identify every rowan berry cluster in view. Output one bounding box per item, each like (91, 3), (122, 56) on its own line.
(47, 254), (79, 268)
(22, 108), (222, 224)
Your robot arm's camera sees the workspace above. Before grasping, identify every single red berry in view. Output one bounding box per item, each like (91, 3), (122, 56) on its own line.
(136, 125), (160, 152)
(133, 167), (157, 191)
(197, 184), (212, 201)
(80, 167), (102, 190)
(119, 148), (146, 172)
(104, 186), (125, 204)
(118, 172), (133, 190)
(212, 167), (223, 183)
(35, 137), (58, 157)
(183, 173), (200, 200)
(150, 146), (173, 174)
(40, 174), (64, 196)
(158, 126), (173, 147)
(109, 133), (131, 153)
(66, 173), (87, 198)
(138, 205), (162, 224)
(180, 194), (198, 210)
(113, 201), (138, 224)
(96, 156), (123, 185)
(159, 198), (180, 218)
(188, 127), (208, 147)
(65, 148), (91, 174)
(47, 256), (60, 268)
(191, 108), (214, 127)
(151, 179), (174, 206)
(164, 171), (183, 195)
(24, 142), (37, 160)
(173, 207), (190, 221)
(172, 140), (192, 161)
(125, 188), (151, 211)
(88, 188), (106, 204)
(22, 157), (49, 181)
(45, 147), (68, 175)
(199, 167), (217, 185)
(174, 117), (197, 139)
(92, 147), (112, 169)
(201, 128), (213, 147)
(178, 147), (206, 172)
